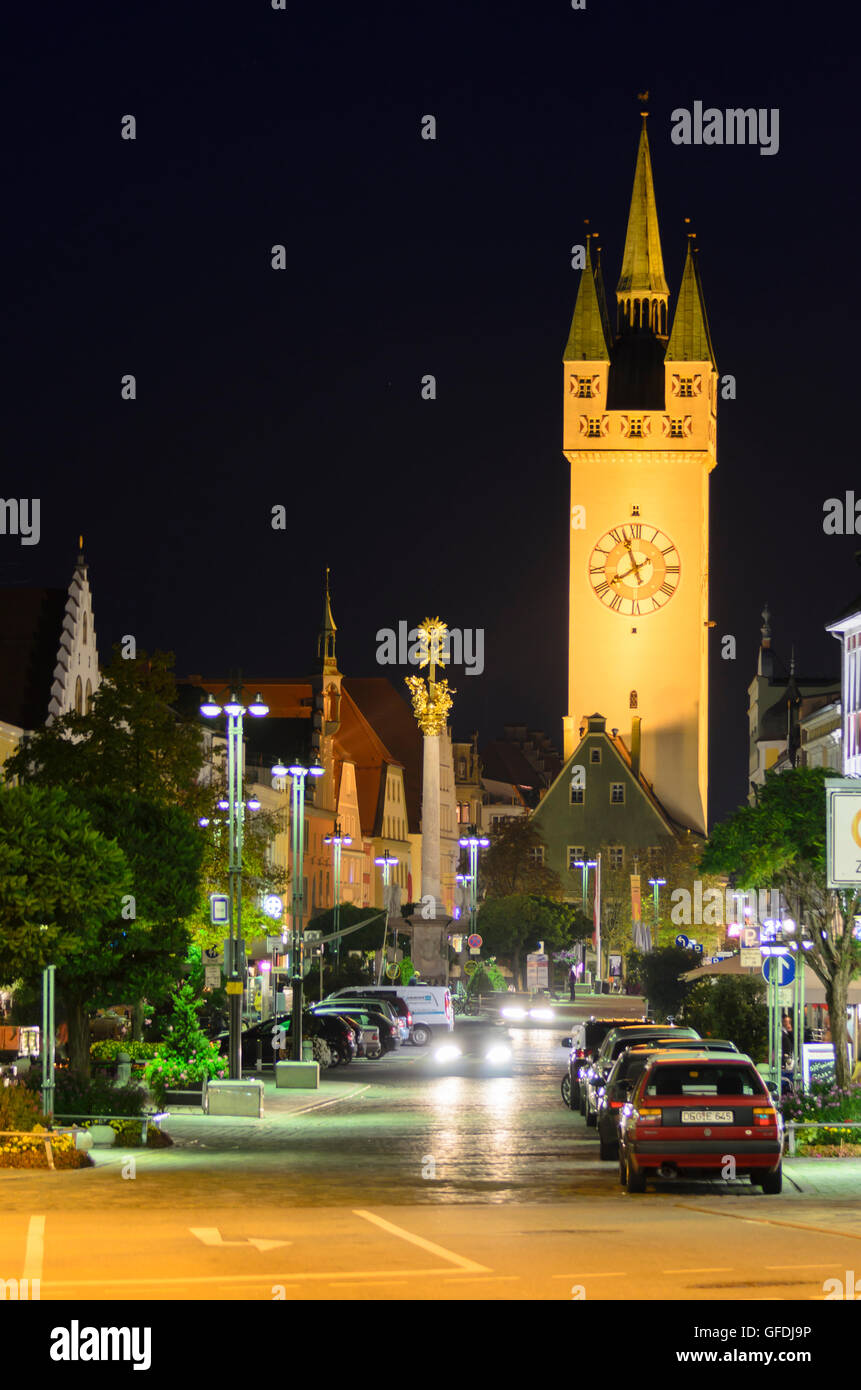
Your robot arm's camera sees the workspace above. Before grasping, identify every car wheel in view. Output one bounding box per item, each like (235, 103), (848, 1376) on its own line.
(411, 1025), (431, 1047)
(571, 1080), (581, 1108)
(625, 1159), (647, 1193)
(758, 1164), (782, 1195)
(367, 1049), (382, 1060)
(618, 1152), (628, 1186)
(599, 1135), (618, 1162)
(586, 1104), (597, 1128)
(579, 1091), (587, 1117)
(561, 1075), (571, 1108)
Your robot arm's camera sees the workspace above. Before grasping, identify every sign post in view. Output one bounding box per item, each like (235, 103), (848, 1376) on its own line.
(826, 778), (861, 889)
(41, 964), (55, 1122)
(762, 951), (795, 1083)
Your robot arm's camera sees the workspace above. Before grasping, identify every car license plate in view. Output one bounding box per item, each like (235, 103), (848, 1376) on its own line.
(681, 1109), (733, 1124)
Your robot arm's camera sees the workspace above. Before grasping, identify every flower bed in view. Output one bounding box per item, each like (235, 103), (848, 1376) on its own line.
(0, 1131), (91, 1170)
(84, 1117), (173, 1148)
(795, 1124), (861, 1157)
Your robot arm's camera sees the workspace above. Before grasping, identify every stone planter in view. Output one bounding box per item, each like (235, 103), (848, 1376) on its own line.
(87, 1125), (117, 1147)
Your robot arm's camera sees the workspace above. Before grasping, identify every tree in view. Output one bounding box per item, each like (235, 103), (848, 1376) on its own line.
(700, 767), (861, 1088)
(0, 786), (132, 1075)
(480, 820), (561, 900)
(6, 647), (207, 814)
(683, 975), (768, 1061)
(476, 894), (572, 989)
(625, 945), (700, 1021)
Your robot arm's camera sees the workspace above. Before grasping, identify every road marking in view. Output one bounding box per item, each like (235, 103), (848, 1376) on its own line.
(327, 1279), (409, 1287)
(40, 1267), (488, 1289)
(287, 1086), (371, 1116)
(190, 1228), (289, 1252)
(22, 1216), (45, 1282)
(675, 1202), (861, 1242)
(766, 1262), (843, 1270)
(662, 1266), (733, 1274)
(551, 1271), (628, 1279)
(438, 1275), (519, 1283)
(353, 1209), (491, 1273)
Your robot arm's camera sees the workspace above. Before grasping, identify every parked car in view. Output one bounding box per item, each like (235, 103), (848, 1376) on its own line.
(617, 1052), (783, 1194)
(582, 1025), (700, 1125)
(329, 984), (453, 1045)
(424, 1021), (514, 1076)
(325, 989), (412, 1043)
(217, 1011), (358, 1068)
(560, 1017), (643, 1110)
(312, 1003), (399, 1056)
(595, 1040), (740, 1160)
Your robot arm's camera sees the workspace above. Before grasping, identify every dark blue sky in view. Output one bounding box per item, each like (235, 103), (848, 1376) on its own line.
(2, 0), (857, 823)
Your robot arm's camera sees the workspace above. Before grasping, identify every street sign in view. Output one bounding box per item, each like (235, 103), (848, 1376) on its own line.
(262, 894), (284, 920)
(740, 948), (761, 968)
(467, 934), (482, 949)
(526, 953), (549, 990)
(203, 965), (221, 991)
(778, 985), (793, 1006)
(741, 926), (759, 948)
(675, 934), (689, 948)
(693, 942), (704, 954)
(203, 945), (223, 966)
(762, 954), (796, 986)
(209, 894), (229, 926)
(464, 962), (479, 976)
(385, 964), (400, 980)
(826, 778), (861, 888)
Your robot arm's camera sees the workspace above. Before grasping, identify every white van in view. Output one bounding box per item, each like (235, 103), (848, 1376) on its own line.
(332, 985), (453, 1046)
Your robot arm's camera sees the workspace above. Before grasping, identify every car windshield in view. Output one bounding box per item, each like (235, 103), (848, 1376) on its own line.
(644, 1063), (763, 1097)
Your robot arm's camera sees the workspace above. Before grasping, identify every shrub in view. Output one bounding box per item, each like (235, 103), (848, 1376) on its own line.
(90, 1040), (159, 1064)
(143, 981), (227, 1105)
(52, 1074), (146, 1123)
(0, 1132), (90, 1169)
(783, 1081), (861, 1126)
(0, 1082), (45, 1133)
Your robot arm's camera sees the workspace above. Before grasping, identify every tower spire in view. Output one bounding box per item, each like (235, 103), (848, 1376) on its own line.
(317, 566), (338, 674)
(616, 114), (669, 337)
(563, 232), (610, 361)
(665, 232), (716, 366)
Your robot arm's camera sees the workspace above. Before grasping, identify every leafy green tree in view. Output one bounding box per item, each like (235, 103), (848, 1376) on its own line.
(480, 819), (561, 899)
(626, 944), (700, 1021)
(0, 786), (132, 1075)
(700, 767), (861, 1087)
(476, 894), (571, 989)
(6, 648), (207, 814)
(683, 975), (768, 1060)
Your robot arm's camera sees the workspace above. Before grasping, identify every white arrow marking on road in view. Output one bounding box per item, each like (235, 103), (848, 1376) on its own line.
(190, 1227), (289, 1253)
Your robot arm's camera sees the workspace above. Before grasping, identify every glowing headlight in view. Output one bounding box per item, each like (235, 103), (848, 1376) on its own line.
(529, 1007), (555, 1021)
(485, 1045), (511, 1064)
(501, 1006), (526, 1020)
(434, 1044), (462, 1063)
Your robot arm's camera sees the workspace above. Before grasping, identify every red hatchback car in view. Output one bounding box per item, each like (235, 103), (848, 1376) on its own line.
(617, 1052), (783, 1194)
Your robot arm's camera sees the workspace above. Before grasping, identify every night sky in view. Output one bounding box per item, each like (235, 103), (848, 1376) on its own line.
(3, 0), (858, 825)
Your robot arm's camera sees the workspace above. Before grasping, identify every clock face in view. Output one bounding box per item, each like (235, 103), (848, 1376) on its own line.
(588, 522), (680, 615)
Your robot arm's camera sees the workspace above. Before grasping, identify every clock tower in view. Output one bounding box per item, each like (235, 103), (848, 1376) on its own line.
(562, 116), (717, 835)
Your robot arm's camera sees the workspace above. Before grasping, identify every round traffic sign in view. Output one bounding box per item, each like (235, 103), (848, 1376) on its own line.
(762, 953), (796, 986)
(675, 934), (689, 948)
(464, 962), (479, 976)
(385, 964), (400, 980)
(467, 934), (482, 949)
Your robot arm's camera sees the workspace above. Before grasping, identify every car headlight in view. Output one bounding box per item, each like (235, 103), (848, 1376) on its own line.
(434, 1044), (462, 1063)
(529, 1007), (555, 1021)
(485, 1045), (511, 1064)
(501, 1006), (526, 1020)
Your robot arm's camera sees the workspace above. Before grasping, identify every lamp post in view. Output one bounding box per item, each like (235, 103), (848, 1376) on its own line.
(648, 877), (666, 940)
(573, 859), (597, 978)
(458, 827), (489, 940)
(375, 854), (398, 984)
(200, 686), (269, 1080)
(288, 757), (324, 1060)
(324, 822), (352, 965)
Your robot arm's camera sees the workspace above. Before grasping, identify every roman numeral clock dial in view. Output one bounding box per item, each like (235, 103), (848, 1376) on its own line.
(588, 523), (680, 615)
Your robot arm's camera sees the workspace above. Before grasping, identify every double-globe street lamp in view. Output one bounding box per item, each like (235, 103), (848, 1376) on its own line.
(324, 822), (352, 965)
(200, 687), (269, 1080)
(573, 858), (597, 980)
(458, 827), (489, 940)
(375, 854), (398, 984)
(284, 757), (324, 1060)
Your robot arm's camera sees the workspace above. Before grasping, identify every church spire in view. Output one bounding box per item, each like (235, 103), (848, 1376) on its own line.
(616, 114), (669, 337)
(665, 237), (716, 366)
(316, 567), (338, 675)
(563, 234), (610, 361)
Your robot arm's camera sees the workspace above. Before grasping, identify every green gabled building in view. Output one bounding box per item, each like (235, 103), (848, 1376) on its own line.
(531, 712), (698, 896)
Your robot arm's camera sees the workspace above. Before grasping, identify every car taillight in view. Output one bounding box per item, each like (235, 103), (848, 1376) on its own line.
(752, 1106), (777, 1126)
(407, 1013), (412, 1025)
(634, 1107), (662, 1127)
(610, 1100), (623, 1109)
(575, 1048), (586, 1059)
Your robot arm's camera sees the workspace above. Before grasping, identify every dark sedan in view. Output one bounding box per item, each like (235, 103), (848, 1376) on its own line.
(595, 1040), (740, 1160)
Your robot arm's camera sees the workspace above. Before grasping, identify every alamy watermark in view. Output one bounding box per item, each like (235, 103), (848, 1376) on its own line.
(0, 498), (40, 545)
(671, 103), (779, 157)
(376, 622), (484, 676)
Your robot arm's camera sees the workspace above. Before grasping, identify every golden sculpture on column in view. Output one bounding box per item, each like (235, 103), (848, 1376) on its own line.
(405, 616), (455, 735)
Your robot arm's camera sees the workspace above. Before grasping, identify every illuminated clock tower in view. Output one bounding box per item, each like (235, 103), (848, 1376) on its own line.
(562, 116), (717, 835)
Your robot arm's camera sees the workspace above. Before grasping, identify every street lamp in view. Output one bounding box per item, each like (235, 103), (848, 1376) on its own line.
(375, 854), (399, 984)
(324, 822), (353, 964)
(648, 878), (666, 936)
(458, 827), (489, 940)
(200, 687), (269, 1080)
(573, 859), (597, 978)
(287, 756), (324, 1060)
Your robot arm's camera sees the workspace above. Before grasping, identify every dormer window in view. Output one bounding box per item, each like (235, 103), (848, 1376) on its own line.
(586, 418), (602, 438)
(678, 378), (694, 398)
(629, 418), (643, 437)
(577, 377), (594, 398)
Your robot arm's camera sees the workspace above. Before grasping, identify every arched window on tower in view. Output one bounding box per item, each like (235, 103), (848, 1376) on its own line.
(85, 679), (92, 712)
(660, 303), (667, 335)
(83, 612), (87, 645)
(75, 677), (83, 715)
(629, 689), (638, 710)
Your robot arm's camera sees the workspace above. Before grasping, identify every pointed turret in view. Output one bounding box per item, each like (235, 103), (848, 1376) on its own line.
(665, 239), (717, 366)
(757, 603), (774, 679)
(616, 115), (669, 337)
(316, 567), (338, 676)
(593, 245), (613, 354)
(563, 236), (610, 361)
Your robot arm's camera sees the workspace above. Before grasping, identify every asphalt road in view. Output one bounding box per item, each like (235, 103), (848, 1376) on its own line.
(2, 1020), (860, 1301)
